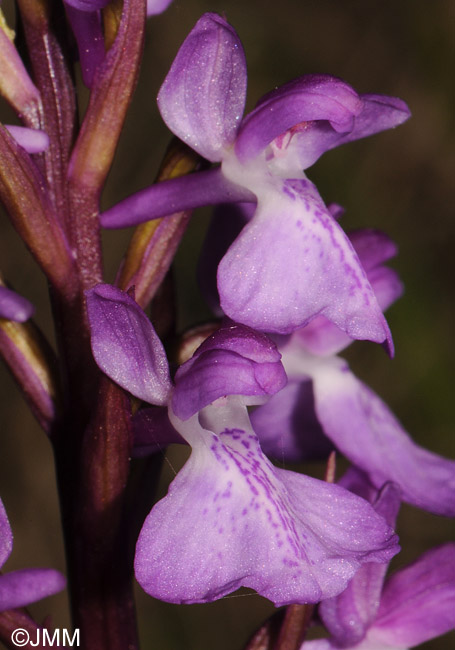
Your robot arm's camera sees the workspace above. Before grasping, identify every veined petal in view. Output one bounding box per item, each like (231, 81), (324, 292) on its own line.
(157, 13), (247, 162)
(369, 544), (455, 647)
(172, 323), (287, 420)
(0, 287), (34, 322)
(295, 229), (402, 357)
(235, 75), (362, 163)
(86, 284), (172, 405)
(319, 482), (401, 648)
(0, 500), (13, 569)
(135, 400), (398, 606)
(310, 357), (455, 516)
(5, 126), (49, 154)
(0, 568), (66, 612)
(218, 178), (391, 348)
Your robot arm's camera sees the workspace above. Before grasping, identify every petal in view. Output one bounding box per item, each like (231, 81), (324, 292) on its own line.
(157, 13), (247, 162)
(0, 500), (13, 569)
(310, 357), (455, 516)
(4, 126), (49, 154)
(295, 229), (402, 357)
(235, 75), (362, 163)
(0, 568), (66, 612)
(63, 0), (109, 11)
(218, 178), (392, 349)
(146, 0), (173, 15)
(192, 321), (282, 363)
(172, 323), (287, 420)
(86, 284), (172, 405)
(100, 168), (254, 229)
(370, 543), (455, 647)
(198, 202), (255, 315)
(271, 93), (411, 171)
(135, 400), (399, 606)
(319, 482), (401, 647)
(0, 287), (34, 322)
(250, 380), (333, 462)
(65, 6), (105, 88)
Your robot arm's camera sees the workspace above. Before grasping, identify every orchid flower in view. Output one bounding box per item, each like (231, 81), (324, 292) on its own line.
(0, 286), (34, 322)
(301, 470), (455, 650)
(101, 13), (410, 346)
(250, 219), (455, 516)
(86, 284), (399, 606)
(0, 499), (65, 611)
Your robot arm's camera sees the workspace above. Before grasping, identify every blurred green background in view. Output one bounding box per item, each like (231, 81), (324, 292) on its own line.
(0, 0), (454, 648)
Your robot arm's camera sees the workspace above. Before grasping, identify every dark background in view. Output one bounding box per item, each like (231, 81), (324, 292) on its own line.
(1, 0), (454, 648)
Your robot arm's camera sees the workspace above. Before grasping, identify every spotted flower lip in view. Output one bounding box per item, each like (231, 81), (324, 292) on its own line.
(86, 284), (399, 606)
(251, 227), (455, 516)
(101, 12), (410, 345)
(0, 500), (66, 612)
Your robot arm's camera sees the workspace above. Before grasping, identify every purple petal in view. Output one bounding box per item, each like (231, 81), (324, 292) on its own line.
(295, 229), (402, 357)
(198, 202), (255, 315)
(135, 401), (398, 605)
(235, 75), (362, 162)
(0, 568), (66, 612)
(250, 380), (333, 462)
(146, 0), (173, 15)
(86, 284), (172, 405)
(319, 482), (401, 647)
(218, 178), (392, 349)
(0, 500), (13, 569)
(268, 93), (411, 171)
(370, 544), (455, 647)
(5, 126), (49, 154)
(157, 13), (247, 162)
(100, 168), (255, 229)
(192, 322), (283, 363)
(172, 324), (287, 420)
(311, 359), (455, 516)
(0, 287), (34, 322)
(63, 0), (109, 11)
(65, 6), (105, 88)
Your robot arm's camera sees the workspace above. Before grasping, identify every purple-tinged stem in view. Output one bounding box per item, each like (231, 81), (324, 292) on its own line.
(67, 0), (146, 291)
(55, 376), (138, 650)
(0, 609), (52, 650)
(16, 0), (77, 231)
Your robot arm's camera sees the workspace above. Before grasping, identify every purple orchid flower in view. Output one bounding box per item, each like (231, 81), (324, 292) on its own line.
(86, 284), (399, 606)
(0, 286), (34, 322)
(101, 13), (410, 346)
(301, 470), (455, 650)
(0, 499), (65, 611)
(250, 221), (455, 516)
